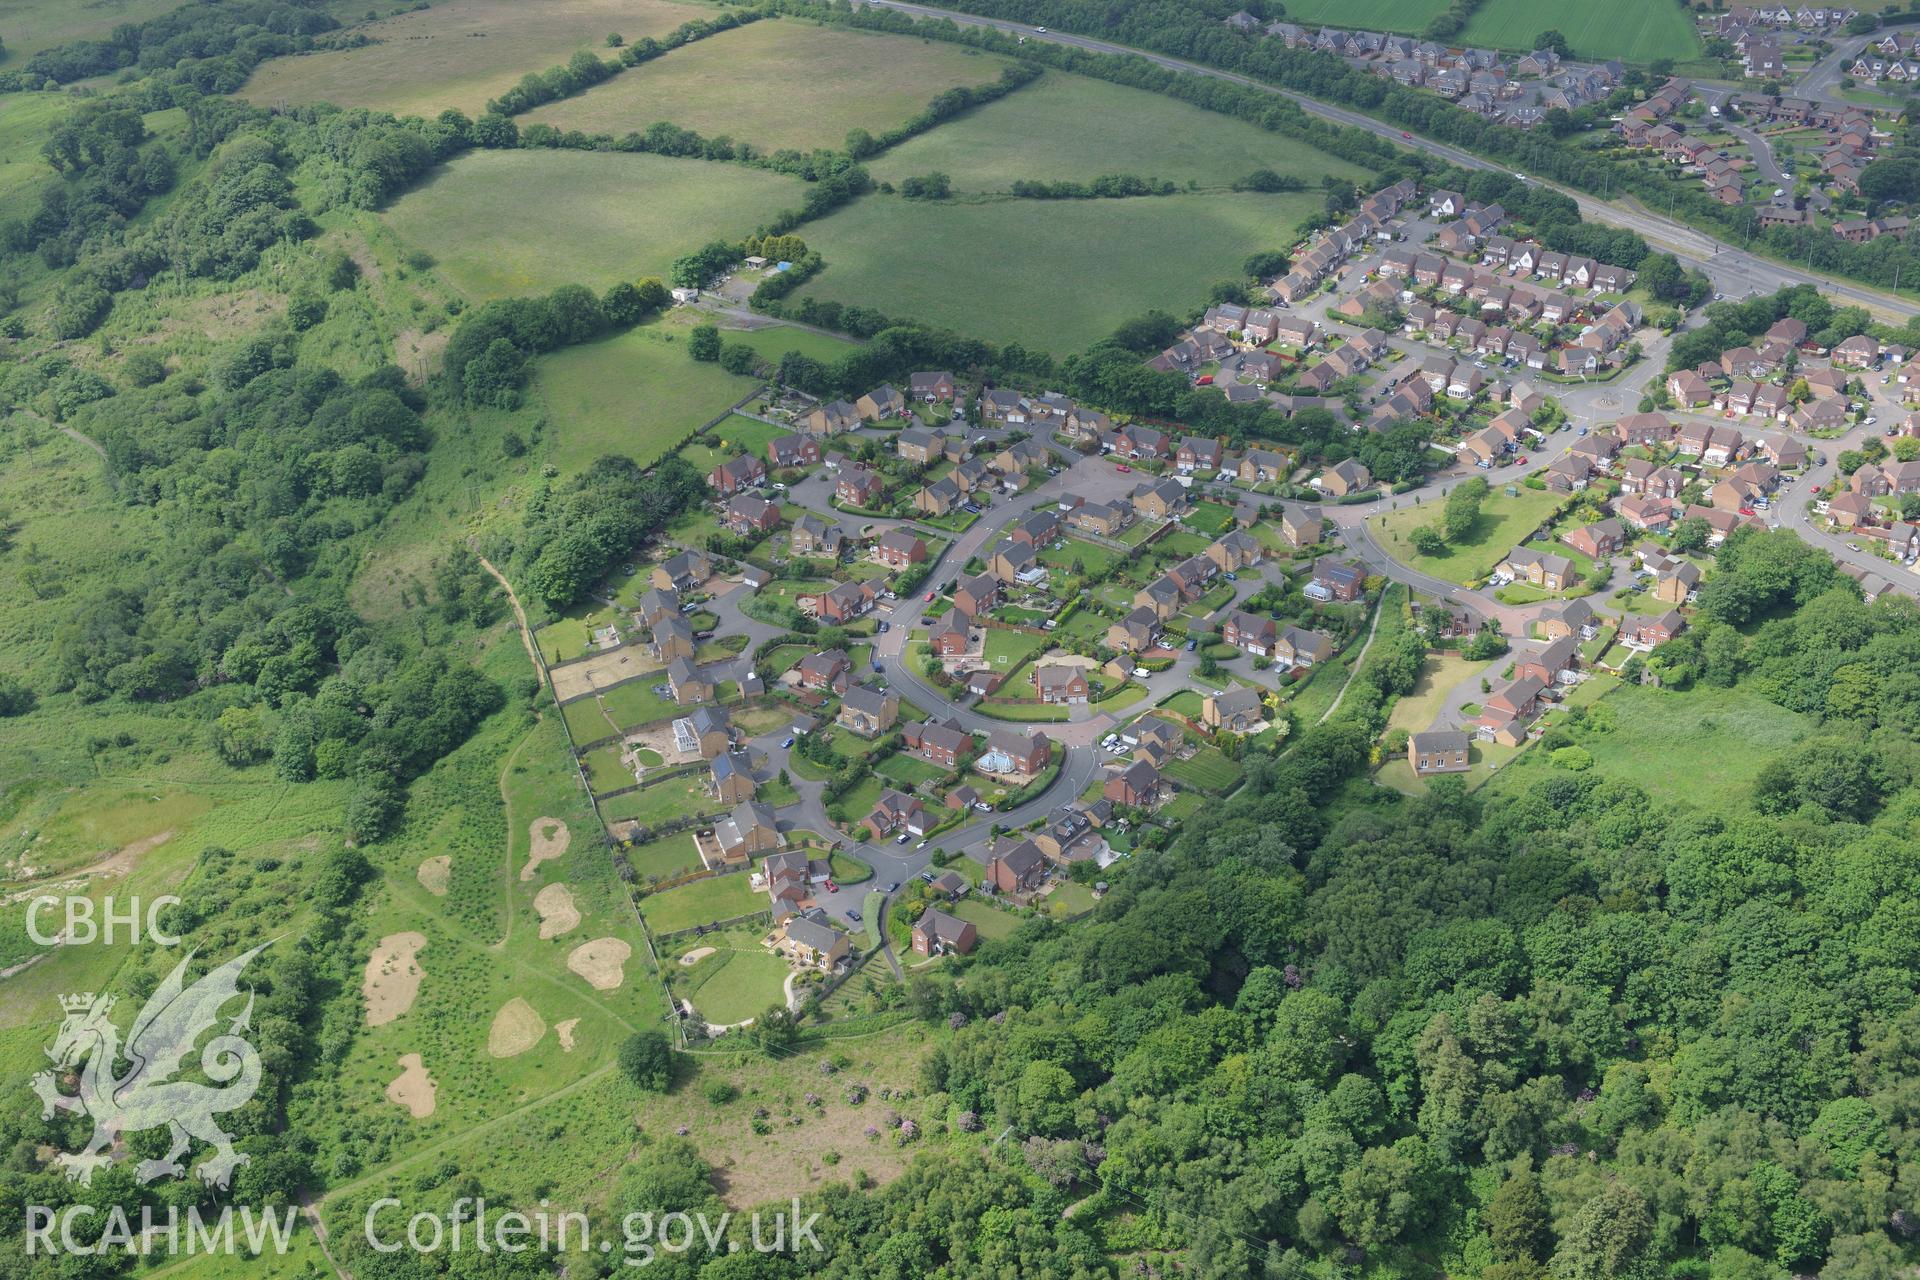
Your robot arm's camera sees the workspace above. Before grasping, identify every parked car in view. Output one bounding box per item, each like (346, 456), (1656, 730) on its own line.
(1185, 638), (1198, 652)
(846, 909), (862, 922)
(877, 621), (890, 633)
(895, 833), (910, 845)
(781, 736), (795, 748)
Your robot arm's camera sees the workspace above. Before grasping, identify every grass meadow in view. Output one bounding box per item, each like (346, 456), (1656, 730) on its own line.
(1480, 682), (1811, 812)
(1270, 0), (1451, 33)
(1459, 0), (1699, 62)
(527, 18), (1013, 154)
(0, 0), (186, 61)
(382, 149), (807, 300)
(289, 701), (673, 1188)
(238, 0), (712, 118)
(870, 71), (1370, 192)
(796, 189), (1328, 354)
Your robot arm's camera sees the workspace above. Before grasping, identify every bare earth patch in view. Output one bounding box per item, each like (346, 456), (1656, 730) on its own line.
(416, 856), (451, 897)
(487, 998), (547, 1058)
(550, 644), (663, 703)
(556, 1018), (581, 1052)
(363, 932), (428, 1027)
(395, 327), (449, 387)
(678, 946), (716, 967)
(385, 1053), (438, 1118)
(566, 937), (632, 990)
(519, 817), (570, 881)
(534, 883), (581, 939)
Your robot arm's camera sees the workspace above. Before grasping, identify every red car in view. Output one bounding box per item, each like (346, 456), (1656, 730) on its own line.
(1195, 374), (1215, 386)
(1515, 455), (1529, 466)
(1115, 463), (1132, 473)
(924, 591), (936, 602)
(1401, 131), (1412, 139)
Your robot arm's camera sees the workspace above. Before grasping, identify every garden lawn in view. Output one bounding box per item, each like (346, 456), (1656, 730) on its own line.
(1369, 486), (1563, 585)
(868, 70), (1369, 191)
(639, 872), (766, 934)
(982, 627), (1049, 678)
(1383, 653), (1484, 737)
(383, 149), (807, 300)
(1157, 690), (1207, 719)
(1459, 0), (1699, 62)
(1184, 501), (1237, 536)
(1038, 537), (1123, 576)
(599, 679), (685, 731)
(599, 773), (721, 827)
(875, 752), (951, 787)
(533, 324), (761, 477)
(1164, 746), (1242, 795)
(238, 0), (712, 117)
(796, 190), (1330, 354)
(951, 897), (1021, 941)
(625, 831), (703, 880)
(581, 743), (637, 793)
(527, 19), (1013, 153)
(680, 943), (790, 1025)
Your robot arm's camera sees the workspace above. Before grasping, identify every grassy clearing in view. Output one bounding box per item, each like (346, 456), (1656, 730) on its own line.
(1482, 682), (1810, 812)
(1369, 487), (1563, 585)
(382, 149), (807, 300)
(869, 70), (1369, 191)
(796, 190), (1329, 354)
(531, 321), (759, 477)
(528, 18), (1013, 153)
(1459, 0), (1699, 62)
(238, 0), (712, 118)
(0, 95), (69, 224)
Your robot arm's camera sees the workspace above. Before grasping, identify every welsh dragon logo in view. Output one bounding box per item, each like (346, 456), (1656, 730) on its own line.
(32, 944), (267, 1189)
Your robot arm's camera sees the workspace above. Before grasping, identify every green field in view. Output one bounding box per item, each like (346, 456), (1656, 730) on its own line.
(795, 190), (1329, 354)
(1369, 487), (1564, 585)
(718, 323), (859, 367)
(239, 0), (712, 117)
(383, 149), (807, 300)
(527, 18), (1012, 153)
(0, 0), (189, 61)
(639, 871), (765, 934)
(1271, 0), (1451, 33)
(869, 71), (1370, 192)
(532, 322), (757, 477)
(1459, 0), (1699, 62)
